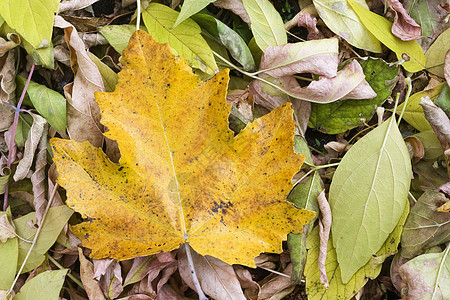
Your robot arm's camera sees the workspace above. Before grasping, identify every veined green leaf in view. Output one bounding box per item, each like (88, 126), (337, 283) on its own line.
(425, 28), (450, 77)
(14, 269), (68, 300)
(396, 83), (444, 131)
(0, 0), (59, 49)
(347, 0), (425, 73)
(0, 208), (17, 290)
(193, 14), (256, 71)
(14, 205), (73, 273)
(242, 0), (287, 51)
(100, 25), (143, 55)
(310, 57), (399, 134)
(142, 3), (218, 74)
(329, 115), (412, 283)
(174, 0), (214, 28)
(312, 0), (381, 53)
(16, 76), (66, 132)
(88, 52), (119, 93)
(305, 201), (409, 299)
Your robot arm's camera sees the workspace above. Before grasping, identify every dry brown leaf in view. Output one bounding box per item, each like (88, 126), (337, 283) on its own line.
(59, 0), (102, 12)
(445, 49), (450, 87)
(386, 0), (422, 41)
(0, 213), (16, 243)
(233, 265), (260, 299)
(13, 113), (46, 181)
(405, 136), (425, 164)
(0, 35), (19, 57)
(214, 0), (250, 24)
(178, 244), (246, 300)
(30, 122), (48, 223)
(54, 16), (105, 147)
(227, 88), (254, 121)
(317, 189), (331, 289)
(258, 264), (295, 300)
(297, 13), (324, 40)
(94, 258), (124, 298)
(420, 96), (450, 144)
(437, 199), (450, 212)
(0, 50), (17, 131)
(78, 248), (106, 300)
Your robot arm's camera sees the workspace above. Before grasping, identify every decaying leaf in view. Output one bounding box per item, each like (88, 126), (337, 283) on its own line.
(386, 0), (421, 41)
(51, 31), (315, 266)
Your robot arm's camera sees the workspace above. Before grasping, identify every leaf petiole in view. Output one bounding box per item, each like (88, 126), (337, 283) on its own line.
(397, 77), (412, 125)
(293, 162), (340, 187)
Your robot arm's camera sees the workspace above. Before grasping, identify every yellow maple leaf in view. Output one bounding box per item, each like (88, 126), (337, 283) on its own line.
(51, 31), (315, 267)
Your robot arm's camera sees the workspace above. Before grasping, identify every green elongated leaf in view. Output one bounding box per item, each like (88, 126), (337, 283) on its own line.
(329, 115), (412, 283)
(15, 114), (33, 148)
(396, 83), (444, 131)
(398, 246), (450, 299)
(142, 3), (218, 74)
(16, 76), (66, 131)
(312, 0), (381, 53)
(310, 57), (399, 134)
(174, 0), (214, 28)
(401, 190), (450, 259)
(305, 200), (409, 300)
(192, 14), (256, 71)
(288, 170), (321, 282)
(14, 269), (68, 300)
(88, 52), (119, 92)
(347, 0), (425, 73)
(100, 25), (143, 54)
(0, 167), (11, 194)
(425, 28), (450, 77)
(0, 0), (58, 49)
(13, 205), (73, 273)
(435, 83), (450, 117)
(0, 208), (18, 290)
(413, 131), (444, 161)
(242, 0), (287, 51)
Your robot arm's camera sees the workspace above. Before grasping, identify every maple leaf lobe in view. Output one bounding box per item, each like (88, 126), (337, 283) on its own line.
(51, 31), (315, 267)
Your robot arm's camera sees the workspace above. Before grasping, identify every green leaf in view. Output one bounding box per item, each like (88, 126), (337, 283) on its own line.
(310, 57), (399, 134)
(435, 83), (450, 117)
(288, 170), (321, 282)
(242, 0), (287, 51)
(413, 130), (444, 161)
(312, 0), (381, 53)
(329, 115), (412, 283)
(100, 25), (143, 55)
(16, 76), (66, 131)
(398, 246), (450, 299)
(142, 3), (218, 74)
(401, 190), (450, 259)
(425, 28), (450, 77)
(305, 201), (409, 299)
(87, 52), (119, 93)
(13, 205), (73, 273)
(14, 269), (68, 300)
(174, 0), (214, 28)
(192, 14), (256, 71)
(0, 167), (11, 194)
(0, 208), (18, 290)
(0, 0), (58, 49)
(396, 83), (444, 131)
(347, 0), (425, 73)
(15, 114), (33, 148)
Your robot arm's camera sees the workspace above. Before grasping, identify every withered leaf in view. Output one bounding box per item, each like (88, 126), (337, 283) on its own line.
(51, 31), (315, 267)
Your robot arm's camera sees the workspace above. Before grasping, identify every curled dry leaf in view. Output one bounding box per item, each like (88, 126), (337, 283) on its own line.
(0, 50), (17, 131)
(419, 96), (450, 144)
(54, 16), (105, 147)
(214, 0), (250, 24)
(258, 264), (295, 299)
(0, 213), (16, 242)
(51, 31), (315, 266)
(297, 12), (324, 40)
(30, 122), (48, 223)
(404, 136), (425, 164)
(386, 0), (422, 41)
(317, 189), (331, 289)
(445, 49), (450, 86)
(178, 244), (246, 300)
(78, 248), (106, 300)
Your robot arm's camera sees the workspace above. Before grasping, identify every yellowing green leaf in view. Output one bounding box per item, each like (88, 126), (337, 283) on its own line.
(425, 28), (450, 77)
(51, 31), (315, 266)
(142, 3), (218, 75)
(347, 0), (425, 73)
(174, 0), (214, 28)
(396, 83), (444, 131)
(0, 0), (59, 49)
(305, 201), (409, 299)
(242, 0), (287, 51)
(312, 0), (382, 53)
(100, 25), (143, 55)
(0, 208), (17, 291)
(329, 115), (412, 283)
(88, 52), (119, 93)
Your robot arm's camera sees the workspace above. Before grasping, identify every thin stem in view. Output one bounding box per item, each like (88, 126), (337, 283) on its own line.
(397, 77), (412, 125)
(3, 64), (35, 211)
(258, 266), (290, 278)
(6, 182), (59, 297)
(408, 191), (417, 204)
(293, 162), (340, 187)
(136, 0), (141, 31)
(184, 243), (208, 300)
(47, 254), (85, 290)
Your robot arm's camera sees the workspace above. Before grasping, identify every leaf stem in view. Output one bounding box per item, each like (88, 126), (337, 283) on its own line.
(431, 243), (450, 300)
(293, 162), (340, 187)
(184, 243), (208, 300)
(3, 63), (35, 211)
(6, 182), (59, 297)
(397, 77), (412, 125)
(136, 0), (141, 31)
(47, 254), (84, 290)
